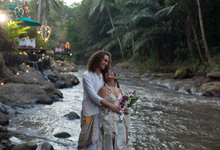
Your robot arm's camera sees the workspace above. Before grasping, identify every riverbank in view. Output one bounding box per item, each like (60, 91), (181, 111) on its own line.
(0, 52), (80, 149)
(112, 62), (220, 98)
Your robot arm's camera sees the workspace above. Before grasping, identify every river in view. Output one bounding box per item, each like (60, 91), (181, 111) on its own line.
(7, 66), (220, 150)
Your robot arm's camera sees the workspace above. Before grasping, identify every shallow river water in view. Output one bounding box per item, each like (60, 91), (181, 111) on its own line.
(7, 66), (220, 150)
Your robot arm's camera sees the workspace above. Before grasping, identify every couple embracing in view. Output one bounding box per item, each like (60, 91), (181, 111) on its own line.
(77, 51), (130, 150)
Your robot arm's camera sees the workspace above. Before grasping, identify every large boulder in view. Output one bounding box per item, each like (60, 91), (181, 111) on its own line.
(3, 52), (28, 67)
(174, 67), (194, 79)
(207, 72), (220, 81)
(0, 83), (53, 106)
(7, 66), (56, 94)
(201, 82), (220, 98)
(0, 112), (9, 126)
(54, 71), (79, 89)
(11, 142), (37, 150)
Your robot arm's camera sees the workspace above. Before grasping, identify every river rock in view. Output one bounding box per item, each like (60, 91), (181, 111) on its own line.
(0, 83), (53, 106)
(0, 112), (9, 126)
(201, 82), (220, 97)
(207, 72), (220, 81)
(2, 52), (28, 67)
(0, 52), (9, 79)
(64, 112), (80, 120)
(54, 132), (71, 138)
(41, 142), (54, 150)
(11, 142), (37, 150)
(0, 126), (7, 132)
(53, 89), (63, 98)
(6, 68), (56, 94)
(114, 63), (137, 70)
(174, 67), (194, 79)
(54, 71), (79, 89)
(0, 103), (9, 115)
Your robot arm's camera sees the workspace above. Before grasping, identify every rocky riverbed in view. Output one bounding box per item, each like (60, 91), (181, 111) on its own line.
(0, 52), (80, 150)
(112, 63), (220, 98)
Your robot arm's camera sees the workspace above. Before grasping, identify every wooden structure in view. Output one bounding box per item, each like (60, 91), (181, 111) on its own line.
(54, 39), (71, 55)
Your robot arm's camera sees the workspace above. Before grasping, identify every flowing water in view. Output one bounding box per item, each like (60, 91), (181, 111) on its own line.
(7, 66), (220, 150)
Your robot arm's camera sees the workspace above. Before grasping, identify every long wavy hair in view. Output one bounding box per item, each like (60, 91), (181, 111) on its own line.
(87, 50), (112, 75)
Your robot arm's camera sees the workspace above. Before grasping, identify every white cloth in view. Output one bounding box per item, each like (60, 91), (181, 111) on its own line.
(19, 38), (35, 48)
(81, 70), (104, 116)
(99, 92), (130, 150)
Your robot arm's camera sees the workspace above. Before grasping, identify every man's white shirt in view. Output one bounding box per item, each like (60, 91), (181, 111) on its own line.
(82, 70), (104, 116)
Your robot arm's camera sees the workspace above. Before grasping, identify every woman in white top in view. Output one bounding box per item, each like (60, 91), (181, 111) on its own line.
(98, 70), (130, 150)
(77, 51), (121, 150)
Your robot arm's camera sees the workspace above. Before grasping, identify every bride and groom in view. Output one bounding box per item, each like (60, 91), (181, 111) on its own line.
(77, 50), (130, 150)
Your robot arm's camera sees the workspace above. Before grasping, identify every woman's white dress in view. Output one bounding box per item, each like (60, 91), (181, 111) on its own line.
(99, 92), (130, 150)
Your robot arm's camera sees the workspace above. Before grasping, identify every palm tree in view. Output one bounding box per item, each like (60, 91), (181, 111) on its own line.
(196, 0), (216, 67)
(89, 0), (124, 60)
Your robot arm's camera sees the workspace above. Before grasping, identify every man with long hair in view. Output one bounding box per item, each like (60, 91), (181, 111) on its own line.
(77, 50), (121, 150)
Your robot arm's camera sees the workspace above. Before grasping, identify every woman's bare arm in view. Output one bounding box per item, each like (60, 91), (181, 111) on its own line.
(99, 87), (121, 113)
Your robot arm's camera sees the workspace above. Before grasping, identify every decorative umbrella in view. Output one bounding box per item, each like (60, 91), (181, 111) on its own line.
(3, 5), (17, 9)
(17, 17), (41, 26)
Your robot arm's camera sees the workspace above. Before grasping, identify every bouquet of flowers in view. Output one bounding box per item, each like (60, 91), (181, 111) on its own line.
(119, 90), (140, 123)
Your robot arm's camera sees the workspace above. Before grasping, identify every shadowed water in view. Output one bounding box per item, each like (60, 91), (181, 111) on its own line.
(7, 66), (220, 150)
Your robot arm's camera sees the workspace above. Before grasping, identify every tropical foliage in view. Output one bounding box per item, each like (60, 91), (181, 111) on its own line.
(3, 0), (220, 70)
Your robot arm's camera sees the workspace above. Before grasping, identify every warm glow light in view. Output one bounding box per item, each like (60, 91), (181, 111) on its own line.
(33, 52), (35, 54)
(47, 55), (49, 57)
(0, 14), (6, 21)
(50, 57), (51, 58)
(22, 63), (25, 65)
(27, 65), (29, 67)
(16, 72), (19, 75)
(42, 53), (44, 56)
(72, 66), (75, 68)
(60, 72), (62, 74)
(70, 53), (72, 56)
(64, 68), (66, 70)
(19, 52), (22, 55)
(68, 61), (70, 63)
(42, 57), (44, 59)
(1, 82), (4, 85)
(39, 59), (41, 61)
(38, 31), (40, 34)
(26, 70), (29, 73)
(59, 63), (61, 65)
(64, 60), (66, 62)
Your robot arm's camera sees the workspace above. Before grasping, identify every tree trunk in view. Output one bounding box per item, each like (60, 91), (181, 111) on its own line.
(190, 16), (205, 63)
(106, 4), (124, 61)
(196, 0), (216, 67)
(37, 0), (42, 30)
(186, 15), (193, 60)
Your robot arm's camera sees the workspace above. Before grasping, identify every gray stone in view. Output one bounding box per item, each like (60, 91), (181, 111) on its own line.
(0, 112), (9, 126)
(0, 83), (52, 106)
(41, 142), (54, 150)
(11, 142), (37, 150)
(64, 112), (80, 120)
(54, 132), (71, 138)
(0, 103), (9, 115)
(3, 52), (28, 67)
(0, 126), (7, 132)
(207, 72), (220, 80)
